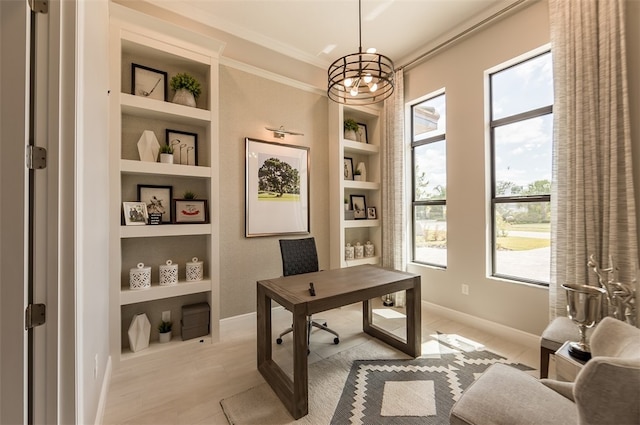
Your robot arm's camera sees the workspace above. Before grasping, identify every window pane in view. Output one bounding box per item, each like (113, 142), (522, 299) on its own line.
(413, 94), (446, 140)
(414, 205), (447, 266)
(491, 52), (553, 120)
(414, 140), (446, 201)
(494, 114), (552, 196)
(494, 202), (550, 282)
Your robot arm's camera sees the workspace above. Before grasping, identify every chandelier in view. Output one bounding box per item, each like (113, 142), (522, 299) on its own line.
(327, 0), (395, 105)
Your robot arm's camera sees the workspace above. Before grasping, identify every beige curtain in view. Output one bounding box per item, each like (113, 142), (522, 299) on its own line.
(381, 69), (406, 305)
(549, 0), (638, 319)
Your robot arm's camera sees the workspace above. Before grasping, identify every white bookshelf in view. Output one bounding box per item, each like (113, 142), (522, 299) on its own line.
(329, 102), (384, 269)
(108, 4), (223, 361)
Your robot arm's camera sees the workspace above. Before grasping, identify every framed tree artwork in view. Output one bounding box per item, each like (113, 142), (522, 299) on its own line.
(245, 138), (310, 237)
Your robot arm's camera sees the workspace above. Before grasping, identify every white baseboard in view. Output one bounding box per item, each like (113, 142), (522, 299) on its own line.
(94, 355), (112, 425)
(220, 303), (539, 351)
(422, 301), (539, 351)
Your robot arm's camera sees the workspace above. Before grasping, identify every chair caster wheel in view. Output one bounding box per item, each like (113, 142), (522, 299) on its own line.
(334, 338), (340, 344)
(276, 338), (283, 344)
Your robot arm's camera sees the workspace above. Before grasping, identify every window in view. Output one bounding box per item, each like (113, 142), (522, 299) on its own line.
(489, 51), (553, 284)
(411, 93), (447, 267)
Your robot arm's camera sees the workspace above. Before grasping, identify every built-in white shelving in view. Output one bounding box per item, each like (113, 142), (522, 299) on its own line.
(329, 102), (384, 269)
(109, 4), (223, 361)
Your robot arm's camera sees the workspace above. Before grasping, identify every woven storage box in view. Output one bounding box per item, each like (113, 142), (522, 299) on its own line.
(181, 302), (210, 340)
(129, 263), (151, 290)
(186, 257), (203, 282)
(159, 260), (178, 286)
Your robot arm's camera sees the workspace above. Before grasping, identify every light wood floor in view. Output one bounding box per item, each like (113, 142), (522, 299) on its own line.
(103, 302), (541, 424)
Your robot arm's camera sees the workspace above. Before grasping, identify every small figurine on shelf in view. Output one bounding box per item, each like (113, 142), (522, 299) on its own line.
(353, 169), (362, 181)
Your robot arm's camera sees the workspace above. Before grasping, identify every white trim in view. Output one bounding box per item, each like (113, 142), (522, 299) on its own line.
(93, 356), (112, 425)
(422, 301), (539, 350)
(219, 303), (539, 351)
(220, 56), (325, 97)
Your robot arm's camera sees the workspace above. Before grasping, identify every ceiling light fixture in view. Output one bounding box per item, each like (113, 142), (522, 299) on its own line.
(327, 0), (394, 105)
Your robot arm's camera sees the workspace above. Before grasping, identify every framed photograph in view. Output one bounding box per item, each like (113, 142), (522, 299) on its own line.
(173, 199), (208, 223)
(166, 129), (198, 166)
(343, 157), (354, 180)
(137, 184), (172, 223)
(350, 195), (367, 220)
(245, 137), (310, 237)
(357, 123), (368, 144)
(123, 202), (148, 226)
(131, 64), (167, 101)
(367, 207), (377, 220)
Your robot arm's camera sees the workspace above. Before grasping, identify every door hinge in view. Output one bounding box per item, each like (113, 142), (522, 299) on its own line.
(26, 145), (47, 170)
(28, 0), (48, 14)
(25, 303), (46, 330)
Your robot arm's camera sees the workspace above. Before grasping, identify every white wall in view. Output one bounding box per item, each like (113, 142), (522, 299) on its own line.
(76, 1), (110, 423)
(404, 1), (552, 335)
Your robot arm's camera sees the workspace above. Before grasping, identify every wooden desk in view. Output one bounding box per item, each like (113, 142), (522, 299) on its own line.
(256, 264), (421, 419)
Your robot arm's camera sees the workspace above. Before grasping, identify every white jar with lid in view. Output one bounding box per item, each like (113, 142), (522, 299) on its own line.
(364, 241), (374, 257)
(345, 243), (355, 261)
(159, 260), (178, 286)
(130, 263), (151, 289)
(355, 242), (364, 259)
(186, 257), (203, 281)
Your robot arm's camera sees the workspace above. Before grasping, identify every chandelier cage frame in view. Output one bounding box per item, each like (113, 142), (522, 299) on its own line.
(326, 0), (395, 105)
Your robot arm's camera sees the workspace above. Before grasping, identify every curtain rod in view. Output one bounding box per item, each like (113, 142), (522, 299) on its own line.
(398, 0), (533, 72)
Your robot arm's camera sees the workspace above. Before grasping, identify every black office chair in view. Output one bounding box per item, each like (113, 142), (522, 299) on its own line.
(276, 237), (340, 347)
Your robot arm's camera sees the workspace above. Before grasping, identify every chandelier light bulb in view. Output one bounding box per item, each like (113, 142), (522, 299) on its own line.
(344, 77), (353, 88)
(350, 87), (359, 97)
(363, 73), (373, 84)
(369, 82), (378, 92)
(366, 47), (377, 54)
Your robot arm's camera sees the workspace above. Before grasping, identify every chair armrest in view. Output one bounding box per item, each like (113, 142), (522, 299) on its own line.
(541, 379), (575, 401)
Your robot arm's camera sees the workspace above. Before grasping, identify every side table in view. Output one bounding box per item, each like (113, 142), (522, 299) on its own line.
(554, 341), (587, 381)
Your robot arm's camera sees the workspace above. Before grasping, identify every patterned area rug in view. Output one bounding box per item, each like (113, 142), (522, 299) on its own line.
(331, 336), (533, 424)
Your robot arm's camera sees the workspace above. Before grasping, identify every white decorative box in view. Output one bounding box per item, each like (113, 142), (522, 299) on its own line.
(159, 260), (178, 286)
(355, 242), (364, 259)
(365, 241), (374, 257)
(129, 263), (151, 289)
(186, 257), (203, 282)
(345, 243), (355, 261)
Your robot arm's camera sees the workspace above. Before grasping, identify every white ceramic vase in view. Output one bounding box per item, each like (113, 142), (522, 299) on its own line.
(172, 88), (196, 107)
(128, 313), (151, 352)
(356, 162), (367, 181)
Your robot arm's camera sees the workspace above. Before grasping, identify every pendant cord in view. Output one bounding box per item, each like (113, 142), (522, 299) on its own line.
(358, 0), (362, 53)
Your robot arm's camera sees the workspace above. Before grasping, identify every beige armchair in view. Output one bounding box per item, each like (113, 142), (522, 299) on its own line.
(450, 317), (640, 425)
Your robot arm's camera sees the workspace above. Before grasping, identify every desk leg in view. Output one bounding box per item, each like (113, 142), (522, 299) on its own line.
(256, 284), (271, 367)
(362, 277), (421, 358)
(291, 304), (309, 418)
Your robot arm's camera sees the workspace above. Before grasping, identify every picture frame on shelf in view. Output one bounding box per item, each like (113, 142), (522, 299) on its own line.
(173, 199), (208, 223)
(367, 207), (377, 219)
(343, 157), (354, 180)
(123, 202), (148, 226)
(137, 184), (172, 224)
(350, 195), (367, 220)
(357, 123), (368, 144)
(166, 129), (198, 166)
(131, 63), (167, 101)
(245, 137), (310, 237)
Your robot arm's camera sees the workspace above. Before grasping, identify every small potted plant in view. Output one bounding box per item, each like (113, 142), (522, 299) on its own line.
(344, 197), (349, 211)
(159, 144), (174, 164)
(183, 190), (197, 200)
(158, 320), (173, 343)
(170, 72), (202, 107)
(344, 118), (359, 141)
(353, 168), (362, 181)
